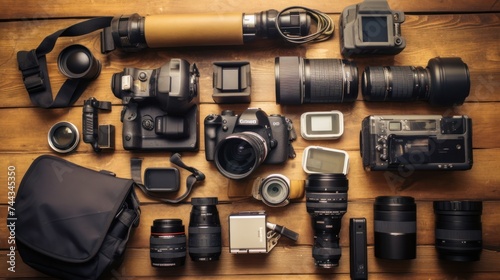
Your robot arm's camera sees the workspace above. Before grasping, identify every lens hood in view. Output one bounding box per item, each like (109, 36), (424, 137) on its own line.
(58, 44), (101, 80)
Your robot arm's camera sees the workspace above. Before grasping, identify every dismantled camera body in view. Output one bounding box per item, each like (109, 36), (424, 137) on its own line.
(112, 58), (200, 151)
(340, 0), (405, 56)
(228, 211), (298, 254)
(360, 115), (473, 171)
(204, 108), (296, 179)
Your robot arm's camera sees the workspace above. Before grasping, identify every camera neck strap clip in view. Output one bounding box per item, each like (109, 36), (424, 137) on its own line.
(17, 17), (113, 108)
(130, 154), (205, 204)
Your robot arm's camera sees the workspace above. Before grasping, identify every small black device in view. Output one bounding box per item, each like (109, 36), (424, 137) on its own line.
(188, 197), (222, 261)
(275, 56), (358, 105)
(150, 219), (187, 267)
(213, 61), (251, 103)
(47, 121), (80, 153)
(362, 57), (470, 106)
(204, 108), (296, 179)
(228, 211), (298, 254)
(82, 97), (115, 152)
(144, 168), (180, 192)
(360, 115), (473, 171)
(340, 0), (405, 56)
(305, 174), (348, 268)
(374, 196), (416, 260)
(350, 218), (368, 280)
(433, 200), (483, 262)
(112, 58), (200, 151)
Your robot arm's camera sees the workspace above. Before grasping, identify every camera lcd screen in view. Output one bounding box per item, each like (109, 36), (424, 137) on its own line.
(361, 16), (389, 42)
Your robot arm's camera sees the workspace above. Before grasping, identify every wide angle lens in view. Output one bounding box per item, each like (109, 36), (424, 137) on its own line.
(150, 219), (187, 267)
(433, 200), (483, 262)
(275, 56), (359, 105)
(362, 57), (470, 106)
(214, 132), (268, 179)
(374, 196), (417, 260)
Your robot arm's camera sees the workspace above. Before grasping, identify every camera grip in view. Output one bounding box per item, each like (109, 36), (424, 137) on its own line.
(204, 115), (221, 161)
(82, 101), (98, 144)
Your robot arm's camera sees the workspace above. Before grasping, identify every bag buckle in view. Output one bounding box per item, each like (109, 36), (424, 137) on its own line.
(17, 50), (46, 93)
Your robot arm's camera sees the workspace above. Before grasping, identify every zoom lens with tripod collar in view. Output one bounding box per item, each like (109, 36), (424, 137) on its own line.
(374, 196), (417, 260)
(305, 174), (348, 268)
(275, 56), (359, 105)
(362, 57), (470, 106)
(434, 200), (483, 262)
(150, 219), (187, 267)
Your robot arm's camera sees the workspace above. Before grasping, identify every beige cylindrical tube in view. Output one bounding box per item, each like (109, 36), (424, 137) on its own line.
(145, 13), (244, 48)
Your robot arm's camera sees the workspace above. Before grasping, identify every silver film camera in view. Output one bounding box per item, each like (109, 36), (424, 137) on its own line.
(360, 115), (473, 171)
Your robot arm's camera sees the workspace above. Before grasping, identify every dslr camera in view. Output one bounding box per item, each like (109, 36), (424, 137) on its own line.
(204, 108), (296, 180)
(112, 58), (200, 151)
(340, 0), (405, 56)
(360, 115), (473, 171)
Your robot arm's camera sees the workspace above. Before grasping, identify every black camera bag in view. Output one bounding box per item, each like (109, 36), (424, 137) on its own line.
(14, 155), (140, 279)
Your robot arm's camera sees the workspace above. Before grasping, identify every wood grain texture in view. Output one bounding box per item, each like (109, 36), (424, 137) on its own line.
(1, 0), (499, 279)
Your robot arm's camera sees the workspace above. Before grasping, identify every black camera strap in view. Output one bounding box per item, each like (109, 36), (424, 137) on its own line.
(17, 17), (113, 108)
(131, 154), (205, 204)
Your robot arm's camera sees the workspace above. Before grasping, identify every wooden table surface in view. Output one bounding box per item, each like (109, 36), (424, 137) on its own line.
(1, 1), (499, 279)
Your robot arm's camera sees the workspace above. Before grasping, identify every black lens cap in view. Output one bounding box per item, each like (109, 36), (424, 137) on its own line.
(48, 121), (80, 153)
(58, 44), (101, 80)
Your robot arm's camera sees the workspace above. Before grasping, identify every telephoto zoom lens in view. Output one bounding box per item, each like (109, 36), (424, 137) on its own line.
(150, 219), (187, 267)
(374, 196), (417, 260)
(189, 197), (222, 261)
(362, 57), (470, 106)
(434, 200), (483, 262)
(305, 174), (348, 268)
(275, 56), (358, 105)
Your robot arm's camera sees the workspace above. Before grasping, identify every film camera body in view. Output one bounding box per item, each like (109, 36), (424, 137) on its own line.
(205, 108), (295, 180)
(340, 0), (405, 56)
(112, 58), (200, 151)
(360, 115), (473, 171)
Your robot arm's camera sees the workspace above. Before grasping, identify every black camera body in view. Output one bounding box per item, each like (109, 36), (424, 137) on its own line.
(204, 108), (295, 179)
(360, 115), (473, 171)
(340, 0), (405, 56)
(112, 58), (200, 151)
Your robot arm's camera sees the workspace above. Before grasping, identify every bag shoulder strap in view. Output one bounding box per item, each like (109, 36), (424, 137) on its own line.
(17, 17), (113, 108)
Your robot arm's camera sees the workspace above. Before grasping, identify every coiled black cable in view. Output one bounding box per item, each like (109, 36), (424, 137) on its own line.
(276, 6), (334, 44)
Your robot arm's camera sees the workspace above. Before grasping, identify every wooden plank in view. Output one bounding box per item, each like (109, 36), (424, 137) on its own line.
(0, 148), (499, 205)
(1, 14), (499, 108)
(0, 0), (498, 19)
(1, 247), (499, 278)
(0, 102), (497, 154)
(2, 200), (499, 250)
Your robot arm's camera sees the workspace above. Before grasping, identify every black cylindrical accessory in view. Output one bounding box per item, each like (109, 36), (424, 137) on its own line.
(58, 44), (101, 80)
(275, 56), (359, 105)
(188, 197), (222, 261)
(433, 200), (483, 262)
(47, 121), (80, 154)
(305, 174), (348, 268)
(362, 57), (470, 106)
(150, 219), (186, 267)
(374, 196), (417, 260)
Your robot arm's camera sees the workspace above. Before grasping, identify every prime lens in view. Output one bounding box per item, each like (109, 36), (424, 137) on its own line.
(150, 219), (186, 267)
(188, 197), (222, 261)
(362, 57), (470, 106)
(275, 56), (359, 105)
(215, 132), (268, 179)
(433, 200), (483, 262)
(260, 175), (290, 206)
(48, 121), (80, 153)
(305, 174), (348, 268)
(374, 196), (417, 260)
